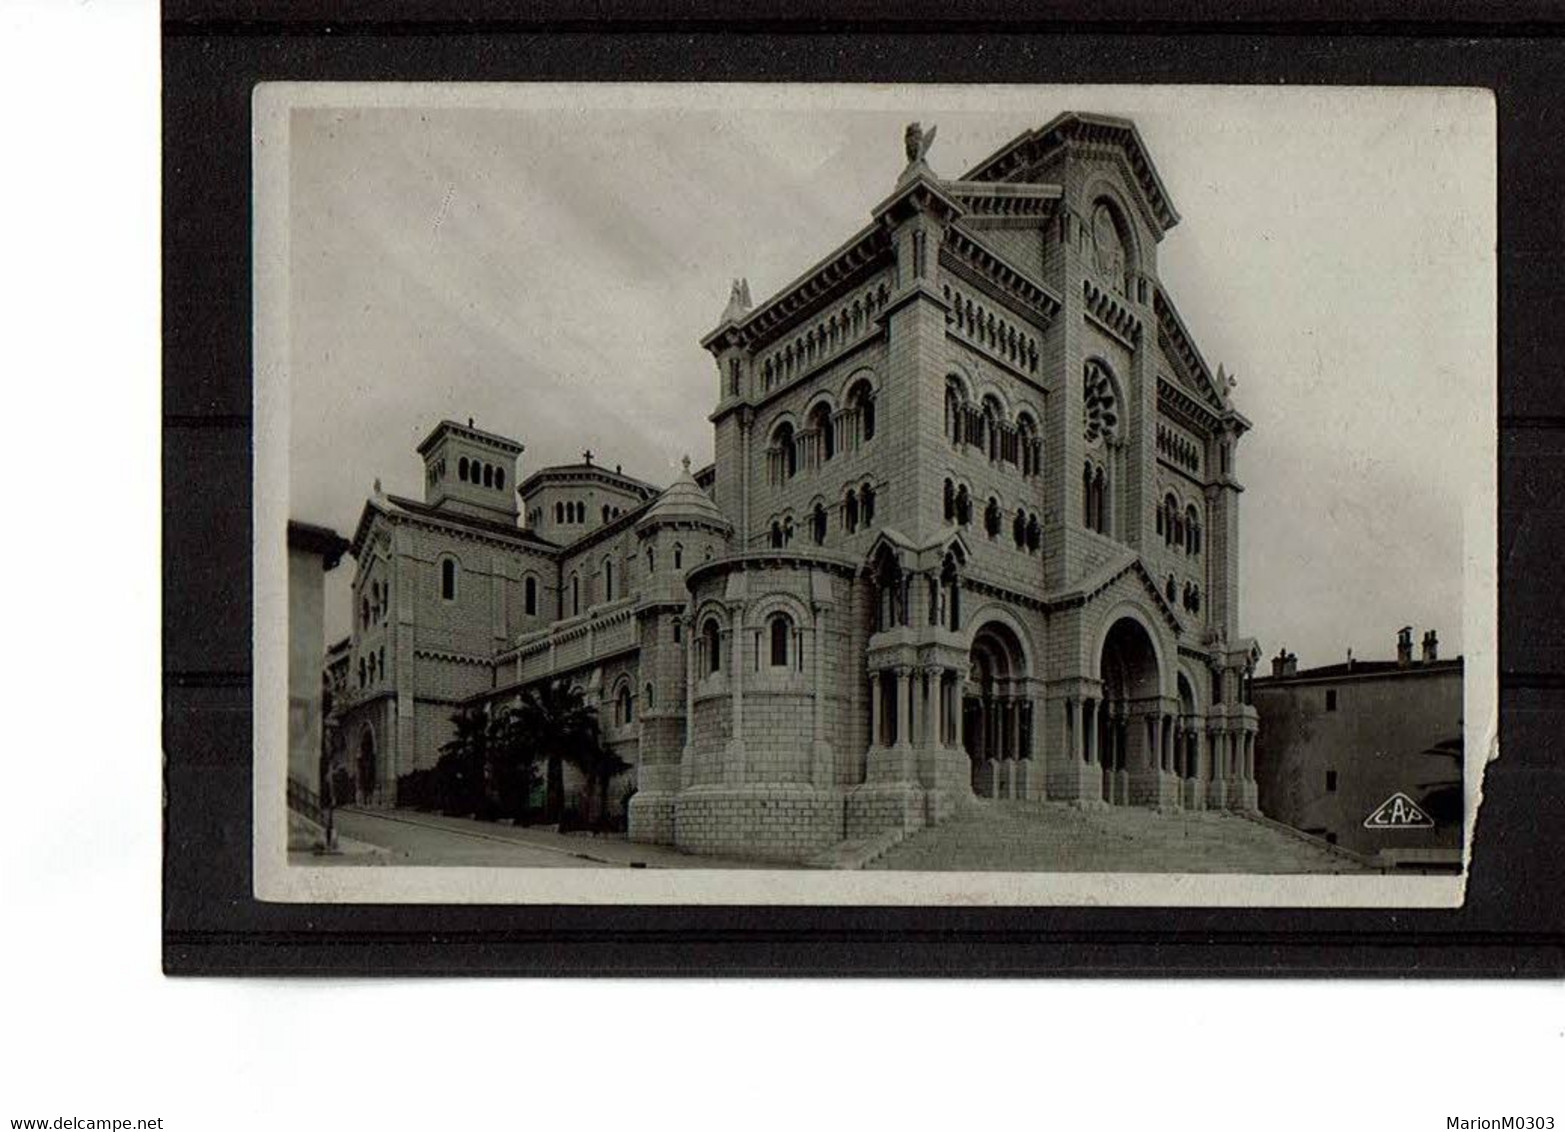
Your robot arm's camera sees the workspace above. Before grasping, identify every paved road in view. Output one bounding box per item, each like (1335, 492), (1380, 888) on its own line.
(325, 808), (780, 869)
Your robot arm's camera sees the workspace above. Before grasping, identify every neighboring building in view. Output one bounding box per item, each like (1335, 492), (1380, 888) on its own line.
(1253, 628), (1463, 871)
(286, 520), (349, 841)
(320, 636), (352, 799)
(331, 113), (1263, 862)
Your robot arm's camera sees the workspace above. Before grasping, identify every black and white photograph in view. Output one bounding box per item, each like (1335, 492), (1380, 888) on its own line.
(257, 83), (1495, 905)
(6, 7), (1564, 1130)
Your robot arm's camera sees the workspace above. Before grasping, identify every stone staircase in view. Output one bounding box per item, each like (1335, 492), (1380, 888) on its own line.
(867, 800), (1375, 874)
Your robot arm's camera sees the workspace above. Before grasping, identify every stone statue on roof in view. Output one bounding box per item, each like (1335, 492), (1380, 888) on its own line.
(904, 121), (937, 165)
(720, 277), (753, 324)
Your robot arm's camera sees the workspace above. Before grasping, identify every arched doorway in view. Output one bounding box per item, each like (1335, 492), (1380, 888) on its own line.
(356, 727), (376, 805)
(963, 620), (1031, 797)
(1096, 616), (1161, 805)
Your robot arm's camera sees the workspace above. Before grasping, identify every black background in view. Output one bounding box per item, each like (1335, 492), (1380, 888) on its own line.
(163, 5), (1565, 975)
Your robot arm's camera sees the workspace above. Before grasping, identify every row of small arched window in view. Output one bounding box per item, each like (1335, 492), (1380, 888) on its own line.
(766, 380), (877, 486)
(941, 479), (1042, 555)
(457, 456), (505, 491)
(1157, 495), (1203, 555)
(546, 501), (624, 525)
(360, 579), (391, 629)
(945, 381), (1043, 477)
(697, 611), (799, 675)
(1165, 574), (1203, 614)
(768, 484), (878, 549)
(357, 646), (386, 689)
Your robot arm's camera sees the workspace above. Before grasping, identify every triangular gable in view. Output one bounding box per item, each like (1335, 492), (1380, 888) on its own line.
(961, 112), (1181, 239)
(347, 498), (391, 562)
(1047, 550), (1183, 635)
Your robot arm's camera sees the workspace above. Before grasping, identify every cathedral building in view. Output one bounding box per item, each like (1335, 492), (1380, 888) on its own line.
(332, 112), (1262, 862)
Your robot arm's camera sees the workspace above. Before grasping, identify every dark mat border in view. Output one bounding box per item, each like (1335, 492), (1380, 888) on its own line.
(163, 12), (1565, 976)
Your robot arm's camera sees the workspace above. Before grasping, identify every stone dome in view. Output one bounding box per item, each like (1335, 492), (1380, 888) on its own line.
(637, 457), (730, 531)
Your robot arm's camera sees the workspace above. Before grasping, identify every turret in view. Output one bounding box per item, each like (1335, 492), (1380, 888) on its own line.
(416, 418), (523, 524)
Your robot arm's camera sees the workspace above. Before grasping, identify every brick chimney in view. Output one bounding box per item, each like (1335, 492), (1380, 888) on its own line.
(1396, 626), (1414, 668)
(1422, 629), (1439, 664)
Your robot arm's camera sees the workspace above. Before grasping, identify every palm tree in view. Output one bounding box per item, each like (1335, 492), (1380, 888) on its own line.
(564, 730), (633, 831)
(487, 705), (542, 824)
(436, 705), (490, 817)
(516, 681), (597, 824)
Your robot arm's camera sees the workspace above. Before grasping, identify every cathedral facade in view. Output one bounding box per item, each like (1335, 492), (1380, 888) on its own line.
(333, 112), (1262, 862)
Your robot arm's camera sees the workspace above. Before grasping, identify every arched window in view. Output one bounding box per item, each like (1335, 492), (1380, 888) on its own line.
(1083, 360), (1122, 445)
(379, 646), (385, 678)
(570, 573), (580, 617)
(981, 395), (1003, 461)
(1186, 505), (1201, 555)
(482, 463), (493, 487)
(1166, 574), (1177, 602)
(943, 478), (955, 522)
(1018, 413), (1040, 476)
(1083, 462), (1095, 529)
(555, 502), (564, 524)
(646, 545), (656, 573)
(844, 489), (860, 533)
(945, 379), (965, 447)
(440, 558), (457, 601)
(848, 379), (876, 444)
(602, 504), (610, 523)
(783, 515), (794, 545)
(673, 543), (683, 570)
(984, 496), (1001, 539)
(702, 618), (721, 675)
(811, 503), (827, 546)
(769, 613), (792, 668)
(1026, 513), (1041, 553)
(495, 467), (505, 491)
(524, 576), (537, 616)
(459, 457), (470, 482)
(1013, 507), (1026, 548)
(645, 683), (655, 710)
(1164, 494), (1179, 547)
(770, 521), (783, 549)
(807, 402), (835, 462)
(770, 421), (797, 483)
(1090, 201), (1130, 294)
(1092, 466), (1107, 535)
(955, 484), (972, 526)
(361, 597), (370, 628)
(941, 552), (962, 631)
(358, 658), (365, 687)
(861, 485), (875, 525)
(603, 557), (614, 602)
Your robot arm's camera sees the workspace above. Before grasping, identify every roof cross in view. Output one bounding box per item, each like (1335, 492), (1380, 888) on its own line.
(582, 449), (594, 466)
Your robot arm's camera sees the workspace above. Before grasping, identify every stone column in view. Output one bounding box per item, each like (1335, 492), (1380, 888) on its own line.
(896, 667), (913, 750)
(1083, 697), (1097, 766)
(869, 671), (883, 749)
(681, 614), (697, 788)
(725, 612), (745, 785)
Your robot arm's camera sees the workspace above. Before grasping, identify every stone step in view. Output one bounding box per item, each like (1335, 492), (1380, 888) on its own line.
(869, 801), (1371, 874)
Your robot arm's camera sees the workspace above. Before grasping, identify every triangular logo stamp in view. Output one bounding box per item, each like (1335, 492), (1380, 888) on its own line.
(1363, 791), (1435, 829)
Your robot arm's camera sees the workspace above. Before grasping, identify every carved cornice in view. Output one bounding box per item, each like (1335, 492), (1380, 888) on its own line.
(412, 648), (494, 667)
(1082, 277), (1142, 345)
(702, 225), (892, 355)
(1152, 286), (1228, 413)
(962, 112), (1181, 237)
(942, 226), (1062, 324)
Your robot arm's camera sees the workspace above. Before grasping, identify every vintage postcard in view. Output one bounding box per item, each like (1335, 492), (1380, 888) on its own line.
(254, 83), (1495, 905)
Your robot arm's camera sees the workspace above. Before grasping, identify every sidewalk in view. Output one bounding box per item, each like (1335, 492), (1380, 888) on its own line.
(337, 807), (787, 870)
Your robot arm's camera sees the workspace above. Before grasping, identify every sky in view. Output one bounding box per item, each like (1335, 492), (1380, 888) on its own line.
(282, 84), (1494, 666)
